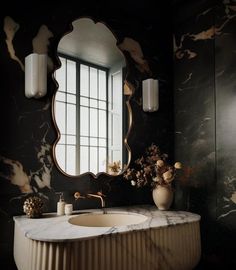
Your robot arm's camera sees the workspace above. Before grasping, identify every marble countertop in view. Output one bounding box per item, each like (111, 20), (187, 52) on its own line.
(13, 205), (200, 242)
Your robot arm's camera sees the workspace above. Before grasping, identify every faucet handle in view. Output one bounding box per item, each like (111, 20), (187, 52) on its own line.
(74, 192), (85, 200)
(97, 191), (106, 197)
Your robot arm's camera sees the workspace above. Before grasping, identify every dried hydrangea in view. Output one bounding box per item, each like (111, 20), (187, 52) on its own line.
(123, 143), (182, 189)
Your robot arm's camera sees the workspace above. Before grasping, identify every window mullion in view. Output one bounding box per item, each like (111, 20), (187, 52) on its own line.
(65, 59), (68, 172)
(97, 68), (99, 173)
(76, 62), (80, 174)
(88, 66), (91, 172)
(106, 69), (108, 172)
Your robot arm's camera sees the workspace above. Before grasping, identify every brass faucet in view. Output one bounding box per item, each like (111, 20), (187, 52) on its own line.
(87, 192), (105, 208)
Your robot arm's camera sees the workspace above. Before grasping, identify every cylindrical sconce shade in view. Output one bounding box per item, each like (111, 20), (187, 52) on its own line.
(25, 53), (47, 98)
(142, 78), (159, 112)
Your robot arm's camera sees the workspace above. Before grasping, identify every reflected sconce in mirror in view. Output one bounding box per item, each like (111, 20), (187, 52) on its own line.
(142, 78), (159, 112)
(25, 53), (47, 98)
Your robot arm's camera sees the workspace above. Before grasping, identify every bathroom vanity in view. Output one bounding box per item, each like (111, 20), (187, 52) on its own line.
(13, 205), (201, 270)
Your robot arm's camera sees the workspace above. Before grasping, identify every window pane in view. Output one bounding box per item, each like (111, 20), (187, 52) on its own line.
(66, 104), (76, 135)
(99, 101), (106, 110)
(99, 70), (106, 100)
(112, 150), (121, 165)
(90, 138), (98, 146)
(80, 97), (89, 106)
(112, 114), (121, 146)
(66, 145), (76, 175)
(80, 146), (88, 173)
(99, 110), (106, 137)
(80, 107), (88, 136)
(67, 135), (76, 144)
(90, 99), (97, 108)
(108, 149), (112, 164)
(90, 147), (97, 173)
(80, 137), (89, 145)
(59, 134), (65, 144)
(55, 144), (65, 171)
(112, 71), (122, 110)
(56, 57), (66, 92)
(99, 148), (106, 172)
(55, 101), (65, 133)
(67, 93), (76, 104)
(55, 91), (66, 102)
(67, 60), (76, 94)
(90, 108), (97, 137)
(90, 67), (97, 99)
(99, 138), (106, 147)
(80, 64), (89, 96)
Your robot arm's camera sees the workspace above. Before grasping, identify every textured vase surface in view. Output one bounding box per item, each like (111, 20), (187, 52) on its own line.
(152, 185), (173, 210)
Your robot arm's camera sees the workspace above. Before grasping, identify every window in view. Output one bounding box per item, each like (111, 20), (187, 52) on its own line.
(55, 54), (109, 175)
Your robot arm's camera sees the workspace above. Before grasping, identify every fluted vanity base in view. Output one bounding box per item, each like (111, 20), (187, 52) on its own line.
(14, 221), (201, 270)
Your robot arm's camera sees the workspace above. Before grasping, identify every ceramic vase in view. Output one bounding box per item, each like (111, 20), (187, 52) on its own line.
(152, 185), (173, 210)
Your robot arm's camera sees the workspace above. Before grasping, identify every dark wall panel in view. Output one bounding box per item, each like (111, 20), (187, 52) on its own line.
(174, 1), (236, 268)
(215, 3), (236, 268)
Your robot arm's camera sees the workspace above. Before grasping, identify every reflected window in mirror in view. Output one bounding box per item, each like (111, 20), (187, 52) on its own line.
(53, 18), (130, 176)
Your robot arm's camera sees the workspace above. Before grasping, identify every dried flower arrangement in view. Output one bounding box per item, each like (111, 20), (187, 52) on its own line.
(108, 160), (121, 175)
(123, 144), (182, 189)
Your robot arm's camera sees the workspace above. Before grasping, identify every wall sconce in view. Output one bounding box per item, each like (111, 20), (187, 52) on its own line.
(25, 53), (47, 98)
(142, 78), (159, 112)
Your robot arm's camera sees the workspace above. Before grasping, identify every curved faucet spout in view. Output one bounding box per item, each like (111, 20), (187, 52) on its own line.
(87, 193), (105, 208)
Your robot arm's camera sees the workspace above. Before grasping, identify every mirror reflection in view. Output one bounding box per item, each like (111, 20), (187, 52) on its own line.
(53, 18), (131, 176)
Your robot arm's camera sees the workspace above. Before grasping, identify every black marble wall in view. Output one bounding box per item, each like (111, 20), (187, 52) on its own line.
(0, 2), (173, 268)
(174, 0), (236, 268)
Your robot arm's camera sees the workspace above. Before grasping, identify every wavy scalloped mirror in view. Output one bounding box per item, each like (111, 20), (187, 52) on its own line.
(52, 18), (132, 177)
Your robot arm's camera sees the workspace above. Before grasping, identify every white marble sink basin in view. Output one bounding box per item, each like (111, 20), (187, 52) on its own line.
(14, 206), (201, 270)
(68, 212), (148, 227)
